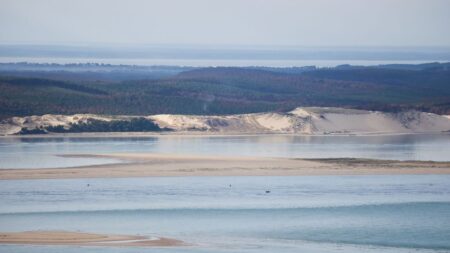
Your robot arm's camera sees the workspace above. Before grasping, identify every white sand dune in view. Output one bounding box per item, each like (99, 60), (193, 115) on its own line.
(0, 114), (114, 135)
(1, 107), (450, 135)
(149, 107), (450, 134)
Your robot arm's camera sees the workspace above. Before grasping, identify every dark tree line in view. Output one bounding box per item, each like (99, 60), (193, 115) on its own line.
(18, 118), (169, 134)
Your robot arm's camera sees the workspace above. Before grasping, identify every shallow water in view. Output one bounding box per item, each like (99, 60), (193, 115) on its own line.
(1, 134), (449, 169)
(0, 175), (449, 253)
(1, 135), (449, 252)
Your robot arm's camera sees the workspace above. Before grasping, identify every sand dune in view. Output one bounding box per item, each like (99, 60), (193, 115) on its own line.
(1, 107), (449, 136)
(150, 107), (450, 134)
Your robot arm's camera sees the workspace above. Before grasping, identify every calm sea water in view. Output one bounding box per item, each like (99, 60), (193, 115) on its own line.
(0, 175), (449, 253)
(0, 57), (446, 67)
(1, 135), (450, 252)
(0, 134), (449, 169)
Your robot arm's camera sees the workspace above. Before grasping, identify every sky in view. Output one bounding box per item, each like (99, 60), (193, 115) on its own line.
(0, 0), (449, 48)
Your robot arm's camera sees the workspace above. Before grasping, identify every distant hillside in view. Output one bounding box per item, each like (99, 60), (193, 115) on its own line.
(0, 63), (449, 119)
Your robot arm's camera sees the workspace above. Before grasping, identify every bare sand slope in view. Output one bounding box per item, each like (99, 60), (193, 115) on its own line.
(0, 231), (184, 247)
(1, 153), (450, 180)
(2, 107), (450, 135)
(150, 107), (450, 134)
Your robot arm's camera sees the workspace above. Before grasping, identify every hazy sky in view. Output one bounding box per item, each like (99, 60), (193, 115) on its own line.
(1, 0), (449, 47)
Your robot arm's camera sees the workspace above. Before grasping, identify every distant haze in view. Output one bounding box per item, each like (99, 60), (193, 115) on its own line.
(1, 0), (450, 47)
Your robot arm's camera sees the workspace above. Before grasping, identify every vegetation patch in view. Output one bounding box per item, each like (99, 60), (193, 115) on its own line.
(18, 118), (170, 134)
(2, 63), (450, 119)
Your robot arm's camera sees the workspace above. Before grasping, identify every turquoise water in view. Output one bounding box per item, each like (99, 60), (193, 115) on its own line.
(1, 134), (450, 169)
(0, 176), (450, 252)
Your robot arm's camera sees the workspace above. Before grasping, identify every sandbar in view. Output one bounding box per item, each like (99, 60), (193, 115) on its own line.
(1, 153), (450, 180)
(0, 231), (184, 247)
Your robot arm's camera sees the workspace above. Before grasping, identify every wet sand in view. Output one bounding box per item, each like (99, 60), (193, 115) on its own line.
(0, 231), (184, 247)
(1, 153), (450, 180)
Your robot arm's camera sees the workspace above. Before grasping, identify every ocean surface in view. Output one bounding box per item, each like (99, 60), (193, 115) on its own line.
(0, 175), (449, 253)
(0, 57), (447, 67)
(0, 134), (449, 169)
(1, 135), (450, 253)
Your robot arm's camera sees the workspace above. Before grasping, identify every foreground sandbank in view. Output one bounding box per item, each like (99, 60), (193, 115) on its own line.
(1, 153), (450, 180)
(0, 231), (184, 247)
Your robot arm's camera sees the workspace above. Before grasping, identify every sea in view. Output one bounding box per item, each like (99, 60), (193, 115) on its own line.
(0, 134), (450, 253)
(0, 57), (446, 68)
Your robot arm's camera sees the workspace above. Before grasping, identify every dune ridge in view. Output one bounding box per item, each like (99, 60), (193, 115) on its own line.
(1, 107), (450, 135)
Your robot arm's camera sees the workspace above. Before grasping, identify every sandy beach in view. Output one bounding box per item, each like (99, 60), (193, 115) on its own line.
(1, 153), (450, 180)
(0, 231), (184, 247)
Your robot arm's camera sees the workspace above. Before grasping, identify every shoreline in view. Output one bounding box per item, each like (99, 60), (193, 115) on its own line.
(0, 231), (185, 247)
(1, 131), (448, 139)
(1, 153), (450, 180)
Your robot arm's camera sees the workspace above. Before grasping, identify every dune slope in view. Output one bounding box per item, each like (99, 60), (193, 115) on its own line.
(1, 107), (450, 135)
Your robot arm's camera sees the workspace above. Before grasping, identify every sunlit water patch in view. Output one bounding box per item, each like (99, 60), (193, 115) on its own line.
(1, 134), (449, 169)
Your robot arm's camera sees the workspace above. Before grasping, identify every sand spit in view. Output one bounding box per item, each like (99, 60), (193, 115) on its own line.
(1, 154), (450, 180)
(0, 231), (185, 247)
(1, 107), (450, 135)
